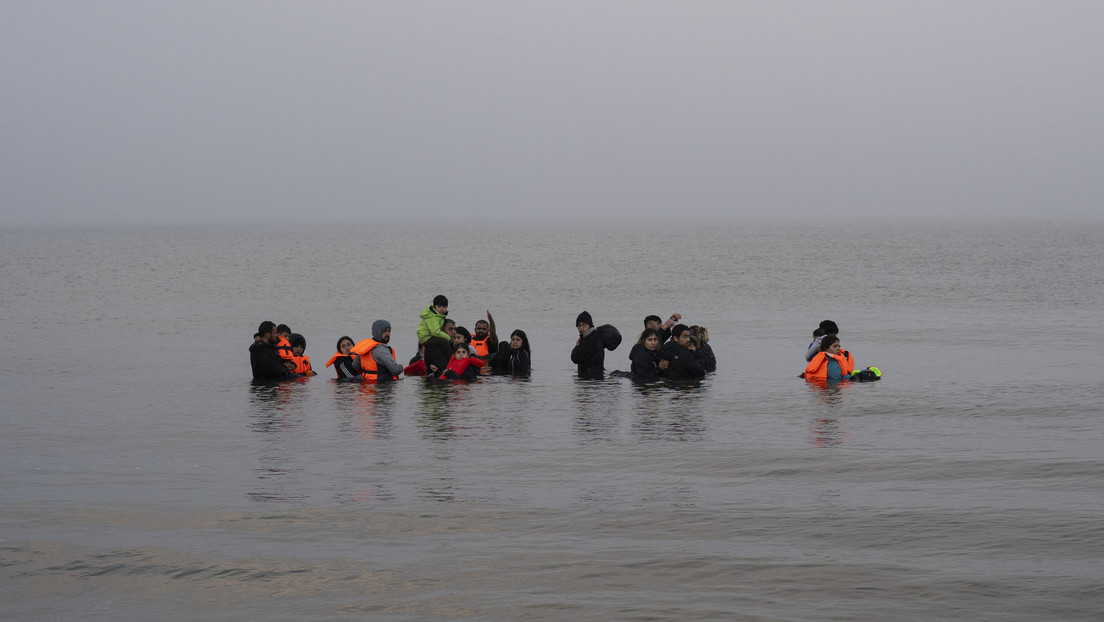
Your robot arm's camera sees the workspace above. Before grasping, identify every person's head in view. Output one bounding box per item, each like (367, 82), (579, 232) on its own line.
(290, 333), (306, 356)
(687, 334), (701, 352)
(643, 315), (662, 330)
(638, 328), (660, 350)
(576, 311), (593, 335)
(432, 295), (449, 315)
(820, 335), (841, 354)
(276, 324), (291, 338)
(371, 320), (392, 344)
(510, 329), (530, 353)
(474, 319), (489, 339)
(258, 321), (277, 344)
(443, 319), (457, 337)
(818, 320), (838, 336)
(690, 325), (709, 344)
(454, 326), (472, 345)
(336, 336), (354, 355)
(671, 324), (691, 347)
(452, 342), (470, 359)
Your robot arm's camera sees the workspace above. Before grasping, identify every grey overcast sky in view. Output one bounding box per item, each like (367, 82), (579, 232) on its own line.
(2, 1), (1102, 227)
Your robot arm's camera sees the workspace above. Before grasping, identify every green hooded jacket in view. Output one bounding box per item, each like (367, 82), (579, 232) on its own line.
(417, 305), (449, 344)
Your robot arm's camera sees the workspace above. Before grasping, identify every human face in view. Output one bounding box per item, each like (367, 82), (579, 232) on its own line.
(677, 332), (692, 347)
(826, 340), (842, 355)
(263, 331), (278, 345)
(474, 322), (488, 338)
(379, 328), (391, 344)
(454, 347), (469, 360)
(644, 334), (660, 350)
(577, 322), (589, 336)
(292, 344), (304, 356)
(339, 339), (353, 355)
(444, 322), (457, 337)
(434, 304), (449, 315)
(645, 319), (661, 331)
(510, 334), (523, 350)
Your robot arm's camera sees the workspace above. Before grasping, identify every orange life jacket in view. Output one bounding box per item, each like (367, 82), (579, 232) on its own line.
(290, 355), (313, 375)
(276, 335), (295, 360)
(803, 350), (855, 381)
(470, 336), (492, 357)
(350, 339), (398, 381)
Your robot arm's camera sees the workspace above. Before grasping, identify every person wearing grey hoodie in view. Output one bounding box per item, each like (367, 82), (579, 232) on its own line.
(351, 320), (405, 380)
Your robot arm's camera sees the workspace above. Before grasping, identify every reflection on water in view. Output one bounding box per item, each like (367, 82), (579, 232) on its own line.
(333, 380), (396, 441)
(805, 381), (852, 447)
(246, 383), (311, 505)
(630, 382), (707, 442)
(572, 377), (623, 442)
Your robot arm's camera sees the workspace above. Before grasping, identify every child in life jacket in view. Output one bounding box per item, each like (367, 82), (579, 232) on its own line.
(325, 335), (359, 379)
(439, 342), (485, 380)
(288, 333), (318, 376)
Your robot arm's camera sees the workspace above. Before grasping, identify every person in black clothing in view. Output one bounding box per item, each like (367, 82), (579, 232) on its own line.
(626, 328), (668, 381)
(490, 329), (531, 375)
(644, 313), (682, 344)
(571, 311), (605, 379)
(659, 324), (706, 380)
(250, 320), (300, 381)
(688, 325), (716, 372)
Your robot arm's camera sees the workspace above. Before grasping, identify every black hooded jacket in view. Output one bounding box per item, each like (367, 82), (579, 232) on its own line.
(250, 340), (299, 381)
(659, 341), (706, 380)
(571, 328), (605, 379)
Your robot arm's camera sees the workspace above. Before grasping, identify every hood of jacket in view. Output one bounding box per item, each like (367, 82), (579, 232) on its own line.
(371, 320), (391, 342)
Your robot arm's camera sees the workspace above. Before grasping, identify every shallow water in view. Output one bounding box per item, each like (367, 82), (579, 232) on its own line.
(2, 221), (1103, 620)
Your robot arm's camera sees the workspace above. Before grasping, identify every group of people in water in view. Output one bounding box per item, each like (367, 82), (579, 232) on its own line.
(249, 295), (530, 382)
(570, 311), (716, 381)
(249, 296), (874, 384)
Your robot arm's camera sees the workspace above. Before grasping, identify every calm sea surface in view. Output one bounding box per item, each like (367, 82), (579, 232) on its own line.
(2, 221), (1103, 621)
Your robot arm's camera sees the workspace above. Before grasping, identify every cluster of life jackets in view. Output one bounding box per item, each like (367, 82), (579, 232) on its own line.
(277, 335), (314, 375)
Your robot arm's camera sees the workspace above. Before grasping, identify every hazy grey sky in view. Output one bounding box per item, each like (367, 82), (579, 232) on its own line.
(3, 1), (1102, 227)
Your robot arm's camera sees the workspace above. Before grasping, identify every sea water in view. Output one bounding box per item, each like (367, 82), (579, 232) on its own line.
(2, 221), (1103, 621)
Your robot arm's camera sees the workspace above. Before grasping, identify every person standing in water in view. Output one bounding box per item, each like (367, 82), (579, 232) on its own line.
(571, 311), (605, 379)
(417, 295), (452, 376)
(352, 320), (404, 382)
(250, 321), (300, 381)
(489, 329), (531, 375)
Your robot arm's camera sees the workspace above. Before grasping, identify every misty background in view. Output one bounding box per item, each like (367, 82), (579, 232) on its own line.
(2, 1), (1102, 228)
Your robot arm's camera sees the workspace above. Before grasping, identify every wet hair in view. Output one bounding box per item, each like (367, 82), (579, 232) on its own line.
(276, 324), (291, 335)
(643, 315), (662, 327)
(336, 335), (354, 351)
(433, 294), (449, 308)
(818, 320), (839, 335)
(670, 324), (690, 339)
(690, 325), (710, 344)
(819, 335), (840, 351)
(258, 321), (276, 336)
(511, 329), (531, 353)
(637, 328), (660, 345)
(289, 333), (306, 349)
